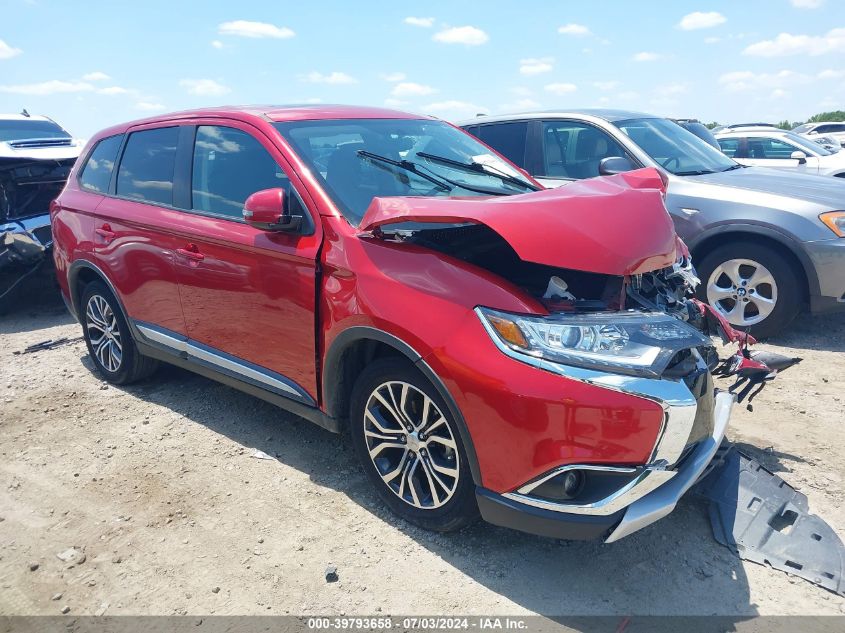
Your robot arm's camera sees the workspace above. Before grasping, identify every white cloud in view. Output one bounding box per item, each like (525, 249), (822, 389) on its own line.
(818, 69), (845, 79)
(718, 69), (811, 92)
(97, 86), (131, 95)
(135, 102), (166, 112)
(300, 71), (357, 85)
(558, 24), (591, 36)
(544, 82), (578, 95)
(423, 100), (489, 120)
(678, 11), (726, 30)
(633, 51), (661, 62)
(519, 57), (554, 75)
(0, 80), (93, 95)
(82, 71), (110, 81)
(790, 0), (824, 7)
(433, 26), (489, 46)
(218, 20), (295, 39)
(744, 28), (845, 56)
(704, 36), (721, 44)
(179, 78), (231, 96)
(211, 40), (224, 49)
(593, 81), (620, 91)
(770, 88), (789, 99)
(391, 82), (437, 97)
(404, 17), (435, 27)
(0, 39), (22, 60)
(379, 72), (406, 82)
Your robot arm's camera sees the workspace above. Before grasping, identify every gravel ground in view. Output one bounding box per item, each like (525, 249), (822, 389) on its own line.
(1, 290), (844, 617)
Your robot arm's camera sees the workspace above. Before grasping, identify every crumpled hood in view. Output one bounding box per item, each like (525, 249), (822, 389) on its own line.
(359, 168), (676, 276)
(687, 166), (845, 209)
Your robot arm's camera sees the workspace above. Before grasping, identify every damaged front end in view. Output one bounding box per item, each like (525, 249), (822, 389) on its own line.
(358, 168), (802, 543)
(0, 143), (79, 307)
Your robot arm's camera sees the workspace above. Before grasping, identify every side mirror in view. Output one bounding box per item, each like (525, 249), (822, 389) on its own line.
(243, 188), (302, 232)
(598, 156), (634, 176)
(790, 150), (807, 164)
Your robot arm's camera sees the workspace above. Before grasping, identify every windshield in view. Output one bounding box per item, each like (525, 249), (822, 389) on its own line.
(792, 124), (811, 134)
(0, 119), (71, 142)
(784, 132), (835, 156)
(274, 118), (536, 225)
(615, 117), (737, 175)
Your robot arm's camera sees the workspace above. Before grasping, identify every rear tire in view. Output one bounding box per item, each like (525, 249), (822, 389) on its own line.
(695, 241), (801, 339)
(349, 357), (478, 532)
(80, 281), (158, 384)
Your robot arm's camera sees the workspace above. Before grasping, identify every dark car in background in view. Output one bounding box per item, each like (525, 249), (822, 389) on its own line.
(460, 110), (845, 337)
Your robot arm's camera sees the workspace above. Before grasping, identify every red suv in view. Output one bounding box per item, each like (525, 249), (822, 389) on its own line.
(52, 105), (734, 542)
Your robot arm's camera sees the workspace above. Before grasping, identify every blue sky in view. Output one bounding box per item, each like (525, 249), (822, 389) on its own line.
(1, 0), (842, 138)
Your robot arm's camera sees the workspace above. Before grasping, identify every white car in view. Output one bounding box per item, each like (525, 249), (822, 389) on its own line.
(793, 121), (845, 148)
(714, 127), (845, 178)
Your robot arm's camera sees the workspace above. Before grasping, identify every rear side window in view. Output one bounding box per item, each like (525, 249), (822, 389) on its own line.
(79, 135), (123, 193)
(191, 125), (288, 219)
(475, 122), (528, 167)
(116, 127), (179, 205)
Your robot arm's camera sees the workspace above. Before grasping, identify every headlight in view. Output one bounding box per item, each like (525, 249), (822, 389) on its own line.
(819, 211), (845, 237)
(477, 307), (710, 378)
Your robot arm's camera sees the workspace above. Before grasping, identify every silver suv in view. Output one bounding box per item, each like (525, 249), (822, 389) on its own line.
(714, 126), (845, 178)
(460, 110), (845, 337)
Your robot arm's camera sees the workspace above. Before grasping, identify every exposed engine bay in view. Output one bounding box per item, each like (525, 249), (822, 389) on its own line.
(377, 221), (801, 404)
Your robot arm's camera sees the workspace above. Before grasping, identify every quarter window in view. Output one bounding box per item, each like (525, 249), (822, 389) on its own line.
(191, 125), (293, 219)
(116, 127), (179, 205)
(79, 134), (123, 193)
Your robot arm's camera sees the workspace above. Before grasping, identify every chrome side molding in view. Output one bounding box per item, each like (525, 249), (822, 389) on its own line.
(134, 321), (314, 405)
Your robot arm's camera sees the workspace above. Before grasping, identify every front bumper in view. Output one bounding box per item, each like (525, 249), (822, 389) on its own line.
(804, 238), (845, 314)
(478, 391), (735, 541)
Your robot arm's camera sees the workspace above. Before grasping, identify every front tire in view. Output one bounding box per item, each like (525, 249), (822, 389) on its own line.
(695, 242), (801, 339)
(81, 281), (158, 384)
(349, 357), (478, 532)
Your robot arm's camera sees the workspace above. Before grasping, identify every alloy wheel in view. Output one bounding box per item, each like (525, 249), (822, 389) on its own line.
(363, 381), (460, 509)
(706, 258), (778, 327)
(85, 294), (123, 372)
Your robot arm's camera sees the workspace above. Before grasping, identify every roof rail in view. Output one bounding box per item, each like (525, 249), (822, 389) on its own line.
(725, 122), (777, 129)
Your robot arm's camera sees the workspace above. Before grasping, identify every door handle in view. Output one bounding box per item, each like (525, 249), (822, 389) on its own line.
(94, 224), (115, 244)
(176, 244), (204, 262)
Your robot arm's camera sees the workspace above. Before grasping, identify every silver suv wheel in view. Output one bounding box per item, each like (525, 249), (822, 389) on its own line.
(363, 381), (460, 509)
(706, 258), (778, 327)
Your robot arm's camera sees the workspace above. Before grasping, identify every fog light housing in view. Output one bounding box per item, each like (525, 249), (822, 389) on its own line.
(531, 469), (585, 501)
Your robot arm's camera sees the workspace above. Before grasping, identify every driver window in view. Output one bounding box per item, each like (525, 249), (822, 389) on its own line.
(192, 125), (304, 220)
(540, 121), (626, 179)
(747, 137), (799, 159)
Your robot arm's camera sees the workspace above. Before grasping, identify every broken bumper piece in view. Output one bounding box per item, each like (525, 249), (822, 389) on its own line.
(604, 391), (735, 542)
(475, 391), (735, 542)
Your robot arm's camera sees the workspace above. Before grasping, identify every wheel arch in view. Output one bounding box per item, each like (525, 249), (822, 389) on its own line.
(688, 225), (818, 301)
(323, 326), (482, 485)
(68, 259), (130, 324)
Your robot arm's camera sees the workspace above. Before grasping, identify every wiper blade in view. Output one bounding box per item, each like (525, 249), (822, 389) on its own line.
(675, 169), (716, 176)
(415, 151), (539, 191)
(720, 164), (745, 172)
(356, 150), (451, 192)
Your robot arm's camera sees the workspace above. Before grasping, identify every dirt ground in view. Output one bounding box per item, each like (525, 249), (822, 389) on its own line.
(1, 288), (844, 618)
